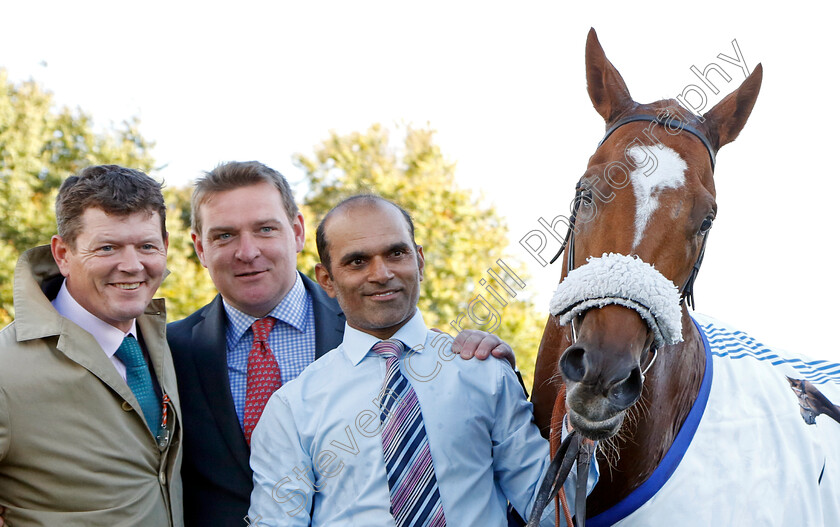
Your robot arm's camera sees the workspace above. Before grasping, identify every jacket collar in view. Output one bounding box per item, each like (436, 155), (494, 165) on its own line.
(11, 245), (176, 437)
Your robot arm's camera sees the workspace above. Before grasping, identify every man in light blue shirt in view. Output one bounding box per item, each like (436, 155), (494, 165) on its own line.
(248, 194), (580, 526)
(167, 161), (518, 527)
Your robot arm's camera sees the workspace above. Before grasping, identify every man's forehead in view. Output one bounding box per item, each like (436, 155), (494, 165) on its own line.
(328, 203), (411, 250)
(331, 200), (407, 230)
(79, 207), (162, 234)
(200, 185), (287, 221)
(81, 206), (159, 222)
(203, 182), (283, 205)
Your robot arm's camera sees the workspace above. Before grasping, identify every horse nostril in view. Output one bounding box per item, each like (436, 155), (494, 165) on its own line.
(609, 367), (643, 409)
(560, 346), (586, 383)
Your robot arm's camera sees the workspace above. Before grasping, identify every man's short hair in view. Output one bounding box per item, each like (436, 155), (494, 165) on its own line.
(56, 164), (167, 249)
(191, 161), (299, 235)
(316, 194), (416, 273)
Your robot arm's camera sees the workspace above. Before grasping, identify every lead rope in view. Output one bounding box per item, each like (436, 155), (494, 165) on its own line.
(552, 385), (596, 527)
(526, 381), (595, 527)
(550, 385), (575, 526)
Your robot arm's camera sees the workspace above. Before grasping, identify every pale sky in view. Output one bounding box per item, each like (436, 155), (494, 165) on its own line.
(2, 1), (838, 361)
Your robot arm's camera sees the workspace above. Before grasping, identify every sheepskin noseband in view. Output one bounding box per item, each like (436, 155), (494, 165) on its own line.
(549, 253), (683, 348)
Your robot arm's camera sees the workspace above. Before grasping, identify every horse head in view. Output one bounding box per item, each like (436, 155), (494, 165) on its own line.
(788, 376), (840, 426)
(536, 28), (762, 442)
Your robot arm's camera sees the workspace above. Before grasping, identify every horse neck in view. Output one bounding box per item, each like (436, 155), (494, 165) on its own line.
(587, 307), (707, 515)
(819, 402), (840, 423)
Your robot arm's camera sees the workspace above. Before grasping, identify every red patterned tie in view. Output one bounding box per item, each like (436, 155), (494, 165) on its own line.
(243, 317), (281, 445)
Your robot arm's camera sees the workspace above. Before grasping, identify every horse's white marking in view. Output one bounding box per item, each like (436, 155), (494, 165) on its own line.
(629, 146), (687, 248)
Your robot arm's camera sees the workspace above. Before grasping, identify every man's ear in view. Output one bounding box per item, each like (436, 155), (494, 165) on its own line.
(51, 235), (71, 277)
(293, 212), (306, 253)
(191, 231), (208, 268)
(315, 263), (336, 298)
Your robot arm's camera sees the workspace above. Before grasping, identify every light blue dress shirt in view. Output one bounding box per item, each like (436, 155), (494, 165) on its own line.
(249, 309), (567, 526)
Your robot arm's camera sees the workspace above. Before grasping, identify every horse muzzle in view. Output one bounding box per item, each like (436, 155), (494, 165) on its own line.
(549, 253), (684, 439)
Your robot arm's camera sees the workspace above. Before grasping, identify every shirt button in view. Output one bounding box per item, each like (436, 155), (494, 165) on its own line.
(159, 471), (167, 485)
(121, 401), (133, 412)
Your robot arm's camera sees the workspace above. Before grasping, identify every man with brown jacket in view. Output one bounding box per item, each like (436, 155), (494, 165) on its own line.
(0, 165), (183, 526)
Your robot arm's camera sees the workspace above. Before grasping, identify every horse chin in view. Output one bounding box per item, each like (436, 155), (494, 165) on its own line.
(568, 410), (624, 441)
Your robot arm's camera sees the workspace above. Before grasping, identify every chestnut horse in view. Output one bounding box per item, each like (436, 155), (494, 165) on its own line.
(530, 29), (840, 525)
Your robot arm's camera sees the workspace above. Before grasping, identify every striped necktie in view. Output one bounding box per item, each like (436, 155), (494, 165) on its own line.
(243, 317), (281, 445)
(115, 335), (161, 434)
(373, 339), (446, 527)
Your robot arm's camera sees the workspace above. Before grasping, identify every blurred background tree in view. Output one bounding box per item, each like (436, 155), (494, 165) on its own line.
(0, 72), (542, 385)
(158, 185), (218, 319)
(0, 69), (215, 324)
(295, 124), (543, 386)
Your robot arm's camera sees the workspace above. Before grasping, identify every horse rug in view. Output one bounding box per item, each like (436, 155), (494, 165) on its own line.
(587, 313), (840, 526)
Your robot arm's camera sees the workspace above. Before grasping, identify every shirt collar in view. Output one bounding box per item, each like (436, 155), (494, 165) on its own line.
(223, 272), (308, 344)
(51, 280), (137, 358)
(273, 272), (308, 331)
(343, 308), (428, 366)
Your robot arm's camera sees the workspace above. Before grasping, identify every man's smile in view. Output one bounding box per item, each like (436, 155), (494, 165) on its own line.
(112, 282), (142, 290)
(366, 288), (401, 300)
(235, 269), (268, 278)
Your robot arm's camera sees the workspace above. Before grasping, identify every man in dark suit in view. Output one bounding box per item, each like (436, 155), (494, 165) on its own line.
(167, 280), (342, 526)
(167, 161), (343, 526)
(168, 161), (512, 526)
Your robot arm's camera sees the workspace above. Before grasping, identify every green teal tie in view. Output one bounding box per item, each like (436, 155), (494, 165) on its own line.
(115, 335), (161, 433)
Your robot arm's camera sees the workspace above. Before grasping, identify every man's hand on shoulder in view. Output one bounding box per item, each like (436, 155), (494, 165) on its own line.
(442, 329), (516, 369)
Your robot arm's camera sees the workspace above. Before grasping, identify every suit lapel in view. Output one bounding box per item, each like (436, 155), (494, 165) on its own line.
(301, 274), (345, 359)
(138, 301), (181, 428)
(139, 300), (171, 394)
(190, 295), (252, 475)
(187, 279), (341, 475)
(56, 326), (139, 412)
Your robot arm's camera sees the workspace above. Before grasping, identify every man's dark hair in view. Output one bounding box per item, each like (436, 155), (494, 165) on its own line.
(191, 161), (299, 235)
(55, 165), (166, 249)
(316, 194), (416, 272)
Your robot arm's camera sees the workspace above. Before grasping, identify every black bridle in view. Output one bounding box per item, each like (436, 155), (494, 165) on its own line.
(530, 115), (717, 526)
(549, 114), (717, 307)
(598, 114), (717, 171)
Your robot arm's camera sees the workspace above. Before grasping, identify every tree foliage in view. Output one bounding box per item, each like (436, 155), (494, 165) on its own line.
(0, 69), (215, 325)
(0, 71), (543, 383)
(295, 124), (543, 385)
(158, 185), (218, 319)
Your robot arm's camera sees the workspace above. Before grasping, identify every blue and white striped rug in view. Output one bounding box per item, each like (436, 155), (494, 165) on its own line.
(588, 313), (840, 526)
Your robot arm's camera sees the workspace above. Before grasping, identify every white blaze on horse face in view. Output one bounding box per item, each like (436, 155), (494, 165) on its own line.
(629, 146), (687, 249)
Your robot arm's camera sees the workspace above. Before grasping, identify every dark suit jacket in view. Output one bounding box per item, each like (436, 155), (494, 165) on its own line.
(167, 273), (344, 527)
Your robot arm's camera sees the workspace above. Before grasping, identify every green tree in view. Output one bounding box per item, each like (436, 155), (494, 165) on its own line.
(295, 124), (543, 386)
(158, 186), (218, 319)
(0, 69), (214, 324)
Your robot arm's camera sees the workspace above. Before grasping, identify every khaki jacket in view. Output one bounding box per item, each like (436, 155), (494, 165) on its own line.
(0, 246), (183, 526)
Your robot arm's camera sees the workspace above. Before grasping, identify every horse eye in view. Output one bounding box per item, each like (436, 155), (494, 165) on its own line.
(576, 186), (594, 204)
(699, 216), (714, 235)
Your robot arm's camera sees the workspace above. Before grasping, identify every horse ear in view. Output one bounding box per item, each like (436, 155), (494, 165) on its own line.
(586, 27), (635, 123)
(702, 63), (763, 149)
